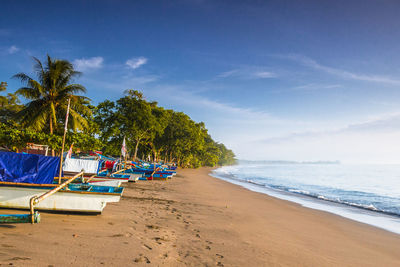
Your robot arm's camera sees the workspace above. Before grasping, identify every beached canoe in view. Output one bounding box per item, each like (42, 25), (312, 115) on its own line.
(58, 177), (124, 187)
(96, 172), (141, 182)
(0, 182), (123, 214)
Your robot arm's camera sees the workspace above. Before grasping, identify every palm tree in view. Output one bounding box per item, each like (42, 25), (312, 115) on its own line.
(13, 55), (91, 135)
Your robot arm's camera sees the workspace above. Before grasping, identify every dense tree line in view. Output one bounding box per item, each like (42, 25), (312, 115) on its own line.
(0, 55), (236, 168)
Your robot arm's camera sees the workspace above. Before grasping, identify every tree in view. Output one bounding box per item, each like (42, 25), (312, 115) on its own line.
(0, 82), (22, 123)
(94, 90), (236, 167)
(95, 90), (158, 159)
(148, 106), (171, 161)
(0, 82), (8, 106)
(0, 82), (7, 91)
(13, 55), (91, 134)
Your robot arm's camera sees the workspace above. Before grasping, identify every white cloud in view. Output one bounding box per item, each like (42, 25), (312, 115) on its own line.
(253, 71), (276, 78)
(240, 112), (400, 163)
(217, 69), (239, 78)
(7, 45), (19, 54)
(258, 112), (400, 144)
(217, 68), (277, 80)
(73, 57), (104, 71)
(126, 57), (148, 70)
(291, 83), (342, 91)
(283, 54), (400, 85)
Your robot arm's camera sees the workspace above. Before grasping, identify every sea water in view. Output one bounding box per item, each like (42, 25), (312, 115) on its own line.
(211, 162), (400, 234)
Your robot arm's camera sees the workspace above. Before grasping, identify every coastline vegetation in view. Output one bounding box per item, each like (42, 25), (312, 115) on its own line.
(0, 55), (236, 168)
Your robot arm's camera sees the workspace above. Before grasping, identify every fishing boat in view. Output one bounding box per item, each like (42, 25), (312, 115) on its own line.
(0, 182), (123, 213)
(95, 171), (142, 182)
(58, 177), (123, 187)
(0, 151), (123, 214)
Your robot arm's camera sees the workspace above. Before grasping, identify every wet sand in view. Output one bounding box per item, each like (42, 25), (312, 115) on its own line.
(1, 167), (400, 266)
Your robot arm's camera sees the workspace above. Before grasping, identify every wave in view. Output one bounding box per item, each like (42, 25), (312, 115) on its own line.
(211, 168), (400, 217)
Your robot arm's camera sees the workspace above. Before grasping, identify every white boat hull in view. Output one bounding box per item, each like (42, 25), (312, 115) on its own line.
(128, 173), (141, 181)
(0, 186), (121, 213)
(87, 179), (122, 187)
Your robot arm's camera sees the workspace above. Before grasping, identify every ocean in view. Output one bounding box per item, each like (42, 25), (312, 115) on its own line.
(211, 162), (400, 234)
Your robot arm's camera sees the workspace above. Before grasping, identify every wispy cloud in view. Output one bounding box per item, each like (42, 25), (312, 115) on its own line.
(217, 69), (239, 78)
(79, 73), (159, 93)
(73, 57), (104, 71)
(292, 83), (342, 91)
(126, 57), (148, 70)
(283, 54), (400, 85)
(258, 112), (400, 144)
(217, 68), (277, 80)
(7, 45), (19, 54)
(253, 71), (276, 79)
(149, 84), (300, 126)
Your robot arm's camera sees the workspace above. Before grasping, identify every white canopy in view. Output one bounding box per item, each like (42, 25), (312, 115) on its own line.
(63, 158), (99, 174)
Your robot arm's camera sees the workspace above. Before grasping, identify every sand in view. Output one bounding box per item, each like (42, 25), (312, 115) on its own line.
(1, 167), (400, 266)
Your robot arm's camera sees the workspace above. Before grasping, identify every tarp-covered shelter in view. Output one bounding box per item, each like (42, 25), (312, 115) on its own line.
(0, 151), (60, 184)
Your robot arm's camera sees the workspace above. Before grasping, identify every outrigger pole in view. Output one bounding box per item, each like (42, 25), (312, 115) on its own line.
(58, 98), (71, 184)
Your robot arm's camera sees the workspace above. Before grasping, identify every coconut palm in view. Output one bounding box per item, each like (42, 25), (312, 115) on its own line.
(13, 55), (91, 134)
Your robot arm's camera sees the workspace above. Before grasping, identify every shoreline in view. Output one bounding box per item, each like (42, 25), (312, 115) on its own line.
(1, 167), (400, 266)
(211, 169), (400, 235)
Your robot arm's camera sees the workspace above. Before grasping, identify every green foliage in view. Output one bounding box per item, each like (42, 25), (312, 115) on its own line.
(96, 90), (162, 158)
(0, 122), (62, 151)
(0, 82), (7, 92)
(0, 82), (23, 123)
(0, 122), (102, 153)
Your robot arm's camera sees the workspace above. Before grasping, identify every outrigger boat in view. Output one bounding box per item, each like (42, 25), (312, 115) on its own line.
(0, 181), (123, 213)
(0, 151), (123, 214)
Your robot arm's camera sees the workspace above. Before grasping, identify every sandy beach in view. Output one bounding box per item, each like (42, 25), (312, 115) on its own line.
(1, 167), (400, 266)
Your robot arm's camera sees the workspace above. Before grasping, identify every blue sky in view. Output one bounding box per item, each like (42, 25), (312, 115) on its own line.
(2, 0), (400, 163)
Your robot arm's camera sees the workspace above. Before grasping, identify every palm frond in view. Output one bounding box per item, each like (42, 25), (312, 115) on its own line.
(16, 100), (49, 131)
(12, 73), (33, 84)
(15, 86), (41, 100)
(13, 54), (90, 133)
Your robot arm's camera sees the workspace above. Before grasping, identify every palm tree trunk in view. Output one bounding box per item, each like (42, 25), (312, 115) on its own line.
(133, 139), (140, 161)
(50, 116), (55, 156)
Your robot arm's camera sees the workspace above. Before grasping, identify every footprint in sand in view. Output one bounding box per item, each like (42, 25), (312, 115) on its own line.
(110, 234), (124, 237)
(133, 255), (151, 264)
(146, 224), (159, 230)
(143, 244), (152, 250)
(8, 257), (31, 261)
(154, 236), (169, 244)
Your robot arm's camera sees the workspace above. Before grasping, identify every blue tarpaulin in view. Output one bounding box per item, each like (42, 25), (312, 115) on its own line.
(0, 151), (60, 184)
